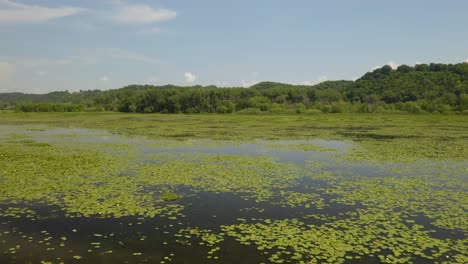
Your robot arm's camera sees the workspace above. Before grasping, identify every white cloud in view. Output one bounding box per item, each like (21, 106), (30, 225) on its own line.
(318, 75), (328, 83)
(216, 81), (230, 87)
(114, 4), (176, 24)
(387, 61), (400, 69)
(464, 58), (468, 63)
(237, 72), (261, 87)
(240, 79), (258, 88)
(298, 80), (314, 86)
(0, 0), (84, 23)
(184, 72), (197, 83)
(99, 75), (109, 81)
(105, 48), (159, 64)
(0, 61), (15, 81)
(297, 75), (328, 86)
(146, 76), (159, 84)
(372, 61), (400, 71)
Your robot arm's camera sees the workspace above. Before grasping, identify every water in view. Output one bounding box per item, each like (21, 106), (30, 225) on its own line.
(0, 125), (466, 263)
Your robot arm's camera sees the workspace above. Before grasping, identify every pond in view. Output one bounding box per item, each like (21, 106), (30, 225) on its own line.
(0, 125), (466, 264)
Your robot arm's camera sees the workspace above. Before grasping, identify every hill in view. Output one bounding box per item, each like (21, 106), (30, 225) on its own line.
(1, 62), (467, 113)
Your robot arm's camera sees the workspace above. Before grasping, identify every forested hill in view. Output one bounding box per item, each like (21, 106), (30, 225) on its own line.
(349, 63), (468, 103)
(1, 62), (468, 114)
(0, 90), (104, 104)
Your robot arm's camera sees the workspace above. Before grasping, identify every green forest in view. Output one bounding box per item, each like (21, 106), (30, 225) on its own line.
(2, 62), (468, 114)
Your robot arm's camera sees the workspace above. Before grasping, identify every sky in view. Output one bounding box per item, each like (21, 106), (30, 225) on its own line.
(1, 0), (468, 93)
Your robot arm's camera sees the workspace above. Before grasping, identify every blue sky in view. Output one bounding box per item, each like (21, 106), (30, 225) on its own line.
(1, 0), (468, 93)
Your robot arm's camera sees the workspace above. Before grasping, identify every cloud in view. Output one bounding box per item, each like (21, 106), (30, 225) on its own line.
(99, 75), (109, 81)
(0, 61), (15, 81)
(0, 0), (85, 23)
(237, 72), (261, 87)
(114, 4), (176, 24)
(240, 79), (259, 88)
(216, 81), (230, 87)
(298, 80), (314, 86)
(373, 61), (400, 71)
(184, 72), (197, 83)
(464, 58), (468, 63)
(387, 61), (400, 69)
(105, 48), (159, 64)
(297, 75), (328, 86)
(318, 75), (328, 83)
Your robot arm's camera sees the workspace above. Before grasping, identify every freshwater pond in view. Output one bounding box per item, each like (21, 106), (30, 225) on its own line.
(0, 125), (466, 263)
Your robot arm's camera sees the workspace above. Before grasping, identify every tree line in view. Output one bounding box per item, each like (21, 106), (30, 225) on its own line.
(2, 62), (468, 114)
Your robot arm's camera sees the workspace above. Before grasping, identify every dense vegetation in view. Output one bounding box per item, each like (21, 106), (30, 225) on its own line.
(1, 62), (468, 114)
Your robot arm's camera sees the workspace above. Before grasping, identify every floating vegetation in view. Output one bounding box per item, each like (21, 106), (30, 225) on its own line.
(219, 213), (467, 264)
(176, 227), (224, 246)
(137, 153), (306, 202)
(0, 115), (466, 263)
(275, 191), (326, 209)
(0, 207), (36, 218)
(160, 192), (180, 202)
(258, 140), (338, 152)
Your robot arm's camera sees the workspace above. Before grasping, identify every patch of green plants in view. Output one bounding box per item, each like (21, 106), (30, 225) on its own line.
(160, 192), (180, 202)
(1, 113), (466, 161)
(147, 156), (466, 263)
(137, 153), (305, 202)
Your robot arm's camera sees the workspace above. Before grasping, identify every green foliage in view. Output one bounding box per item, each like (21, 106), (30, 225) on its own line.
(216, 100), (235, 113)
(351, 63), (468, 105)
(2, 62), (468, 114)
(14, 102), (88, 112)
(459, 93), (468, 110)
(294, 103), (306, 113)
(0, 90), (102, 104)
(160, 192), (180, 201)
